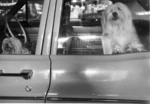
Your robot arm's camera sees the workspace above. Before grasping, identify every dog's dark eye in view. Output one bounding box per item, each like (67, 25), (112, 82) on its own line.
(118, 7), (121, 11)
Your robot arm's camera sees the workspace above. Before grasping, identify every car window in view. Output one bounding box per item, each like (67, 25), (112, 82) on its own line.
(57, 0), (149, 55)
(0, 0), (44, 55)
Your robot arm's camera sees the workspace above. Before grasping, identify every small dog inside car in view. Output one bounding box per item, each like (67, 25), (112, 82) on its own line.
(2, 37), (30, 55)
(101, 2), (146, 54)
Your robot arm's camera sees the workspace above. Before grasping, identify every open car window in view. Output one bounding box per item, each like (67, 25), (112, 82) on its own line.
(57, 0), (149, 55)
(0, 0), (44, 55)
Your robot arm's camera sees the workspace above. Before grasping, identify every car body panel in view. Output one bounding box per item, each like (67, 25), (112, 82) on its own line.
(47, 52), (150, 102)
(0, 55), (50, 102)
(0, 0), (51, 103)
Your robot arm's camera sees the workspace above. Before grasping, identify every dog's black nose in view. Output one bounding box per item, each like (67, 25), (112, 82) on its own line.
(112, 12), (118, 20)
(113, 12), (117, 17)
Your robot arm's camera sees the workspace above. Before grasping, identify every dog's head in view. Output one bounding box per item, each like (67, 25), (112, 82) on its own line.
(2, 37), (22, 54)
(102, 2), (132, 26)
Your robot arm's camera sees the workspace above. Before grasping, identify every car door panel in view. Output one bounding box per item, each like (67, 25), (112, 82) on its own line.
(0, 55), (50, 102)
(0, 0), (52, 103)
(47, 52), (150, 102)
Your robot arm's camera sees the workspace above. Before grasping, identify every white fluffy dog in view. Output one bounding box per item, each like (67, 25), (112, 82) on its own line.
(101, 2), (145, 54)
(2, 37), (30, 54)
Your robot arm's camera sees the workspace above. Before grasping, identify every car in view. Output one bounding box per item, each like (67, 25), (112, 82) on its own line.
(0, 0), (149, 103)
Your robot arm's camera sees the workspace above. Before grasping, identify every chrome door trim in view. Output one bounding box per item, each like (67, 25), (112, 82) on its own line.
(42, 0), (58, 55)
(36, 0), (51, 55)
(0, 96), (149, 103)
(46, 97), (150, 103)
(0, 96), (44, 100)
(50, 0), (63, 55)
(1, 96), (149, 103)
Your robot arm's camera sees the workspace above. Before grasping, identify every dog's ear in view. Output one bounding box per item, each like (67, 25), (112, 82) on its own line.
(124, 5), (132, 22)
(101, 11), (106, 34)
(118, 3), (133, 23)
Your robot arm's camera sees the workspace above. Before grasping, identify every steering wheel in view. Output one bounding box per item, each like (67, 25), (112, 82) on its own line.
(5, 17), (27, 44)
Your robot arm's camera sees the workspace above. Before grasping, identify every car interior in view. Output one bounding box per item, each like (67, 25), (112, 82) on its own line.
(0, 0), (43, 54)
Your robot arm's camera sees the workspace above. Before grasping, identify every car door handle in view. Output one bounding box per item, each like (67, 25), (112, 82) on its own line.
(0, 70), (33, 80)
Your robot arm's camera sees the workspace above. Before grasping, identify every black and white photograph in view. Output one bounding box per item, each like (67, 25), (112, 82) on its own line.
(0, 0), (149, 103)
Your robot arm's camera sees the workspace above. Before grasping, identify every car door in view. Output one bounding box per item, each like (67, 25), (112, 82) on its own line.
(0, 0), (51, 103)
(46, 0), (150, 103)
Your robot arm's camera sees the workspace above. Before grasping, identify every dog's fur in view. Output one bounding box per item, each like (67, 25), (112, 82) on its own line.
(101, 2), (145, 54)
(2, 37), (30, 54)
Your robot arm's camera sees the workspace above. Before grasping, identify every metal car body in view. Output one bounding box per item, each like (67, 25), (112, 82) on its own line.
(0, 0), (149, 103)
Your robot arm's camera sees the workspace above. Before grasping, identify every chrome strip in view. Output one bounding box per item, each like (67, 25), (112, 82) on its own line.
(51, 0), (63, 55)
(47, 97), (150, 103)
(0, 96), (149, 103)
(42, 0), (57, 55)
(0, 96), (44, 100)
(35, 0), (51, 55)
